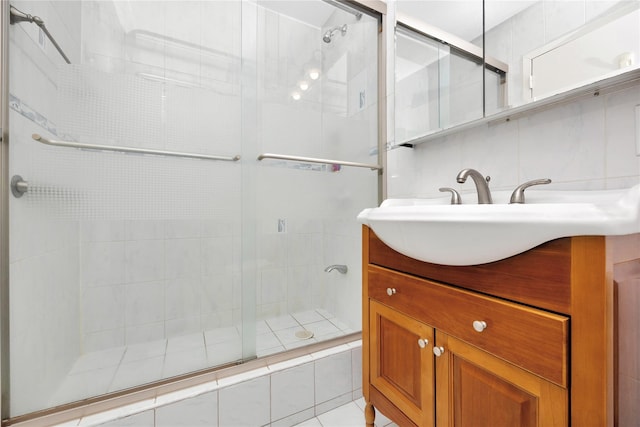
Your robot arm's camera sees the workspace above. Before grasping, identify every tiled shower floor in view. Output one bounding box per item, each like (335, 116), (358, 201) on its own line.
(50, 309), (353, 407)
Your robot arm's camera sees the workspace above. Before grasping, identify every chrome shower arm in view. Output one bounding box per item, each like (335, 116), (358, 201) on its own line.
(10, 6), (71, 64)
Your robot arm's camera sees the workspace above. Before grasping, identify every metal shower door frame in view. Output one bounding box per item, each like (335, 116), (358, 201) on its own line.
(0, 0), (10, 421)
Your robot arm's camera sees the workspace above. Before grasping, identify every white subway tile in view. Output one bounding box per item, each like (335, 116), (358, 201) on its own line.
(314, 351), (352, 404)
(82, 286), (126, 334)
(165, 238), (201, 280)
(271, 363), (315, 421)
(81, 241), (125, 287)
(155, 391), (218, 427)
(218, 376), (270, 426)
(108, 356), (164, 392)
(314, 392), (353, 417)
(272, 408), (315, 427)
(163, 346), (208, 379)
(125, 240), (165, 283)
(124, 281), (165, 327)
(81, 405), (154, 427)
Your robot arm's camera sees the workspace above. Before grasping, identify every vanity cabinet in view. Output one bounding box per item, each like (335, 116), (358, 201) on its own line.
(362, 226), (640, 427)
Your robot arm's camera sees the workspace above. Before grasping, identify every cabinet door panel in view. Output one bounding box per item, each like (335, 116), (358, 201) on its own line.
(454, 359), (536, 427)
(370, 300), (435, 427)
(435, 332), (567, 427)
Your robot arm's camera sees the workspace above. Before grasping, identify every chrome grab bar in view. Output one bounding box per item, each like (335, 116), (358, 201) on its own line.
(32, 134), (241, 162)
(257, 153), (382, 171)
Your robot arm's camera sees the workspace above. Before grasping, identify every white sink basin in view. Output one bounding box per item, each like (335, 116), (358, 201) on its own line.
(357, 184), (640, 266)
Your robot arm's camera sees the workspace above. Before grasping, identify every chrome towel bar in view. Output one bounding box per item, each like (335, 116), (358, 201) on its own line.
(32, 134), (241, 162)
(10, 174), (82, 199)
(257, 153), (382, 171)
(10, 175), (28, 198)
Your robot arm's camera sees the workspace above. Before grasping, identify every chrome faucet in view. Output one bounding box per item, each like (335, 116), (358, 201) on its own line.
(456, 168), (493, 204)
(324, 264), (348, 274)
(510, 178), (552, 204)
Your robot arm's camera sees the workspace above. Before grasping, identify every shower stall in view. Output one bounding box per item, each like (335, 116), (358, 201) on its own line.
(1, 0), (380, 419)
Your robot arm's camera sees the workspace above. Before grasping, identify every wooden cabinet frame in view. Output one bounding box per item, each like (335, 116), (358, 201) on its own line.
(362, 226), (640, 427)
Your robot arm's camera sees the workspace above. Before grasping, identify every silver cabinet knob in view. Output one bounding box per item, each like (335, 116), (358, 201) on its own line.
(386, 288), (396, 296)
(472, 320), (487, 332)
(418, 338), (429, 348)
(433, 346), (445, 357)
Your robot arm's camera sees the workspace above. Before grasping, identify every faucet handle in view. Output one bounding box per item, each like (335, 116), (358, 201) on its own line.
(439, 187), (462, 205)
(510, 179), (552, 204)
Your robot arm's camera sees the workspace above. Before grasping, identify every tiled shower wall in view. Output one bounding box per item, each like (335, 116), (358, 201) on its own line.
(59, 342), (363, 427)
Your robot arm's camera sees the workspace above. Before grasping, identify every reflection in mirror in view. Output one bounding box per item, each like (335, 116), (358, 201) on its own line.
(395, 26), (443, 141)
(485, 0), (640, 115)
(394, 0), (488, 143)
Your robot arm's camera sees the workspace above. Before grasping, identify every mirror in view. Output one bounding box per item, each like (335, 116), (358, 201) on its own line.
(394, 0), (640, 145)
(394, 0), (484, 142)
(485, 0), (639, 115)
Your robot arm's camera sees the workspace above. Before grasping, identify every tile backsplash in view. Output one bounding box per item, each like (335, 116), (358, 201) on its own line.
(388, 82), (640, 199)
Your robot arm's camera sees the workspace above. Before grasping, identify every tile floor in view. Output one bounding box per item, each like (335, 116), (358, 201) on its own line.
(294, 398), (398, 427)
(50, 309), (353, 408)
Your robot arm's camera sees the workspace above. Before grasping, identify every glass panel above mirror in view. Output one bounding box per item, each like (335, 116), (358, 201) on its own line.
(394, 0), (640, 146)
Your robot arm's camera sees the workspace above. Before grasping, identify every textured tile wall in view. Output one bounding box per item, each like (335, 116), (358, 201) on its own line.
(62, 341), (363, 427)
(388, 82), (640, 199)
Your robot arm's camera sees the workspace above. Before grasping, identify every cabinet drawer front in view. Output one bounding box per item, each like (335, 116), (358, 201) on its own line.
(368, 265), (568, 387)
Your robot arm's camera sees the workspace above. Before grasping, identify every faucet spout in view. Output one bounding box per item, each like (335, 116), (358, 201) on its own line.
(324, 264), (348, 274)
(456, 168), (493, 204)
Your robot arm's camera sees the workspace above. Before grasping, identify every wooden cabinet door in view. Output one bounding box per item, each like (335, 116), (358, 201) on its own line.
(434, 332), (568, 427)
(369, 300), (435, 427)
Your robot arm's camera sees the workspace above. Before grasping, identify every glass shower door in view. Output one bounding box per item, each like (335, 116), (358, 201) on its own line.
(7, 0), (248, 416)
(252, 1), (379, 355)
(4, 0), (380, 419)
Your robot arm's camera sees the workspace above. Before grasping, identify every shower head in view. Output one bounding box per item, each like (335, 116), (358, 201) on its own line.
(322, 24), (347, 43)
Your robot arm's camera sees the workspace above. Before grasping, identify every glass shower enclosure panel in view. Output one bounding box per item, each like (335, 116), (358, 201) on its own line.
(253, 1), (379, 354)
(7, 0), (247, 416)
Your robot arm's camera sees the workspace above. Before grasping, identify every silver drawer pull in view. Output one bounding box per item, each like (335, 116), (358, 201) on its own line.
(418, 338), (429, 348)
(386, 288), (396, 296)
(472, 320), (487, 332)
(433, 346), (445, 357)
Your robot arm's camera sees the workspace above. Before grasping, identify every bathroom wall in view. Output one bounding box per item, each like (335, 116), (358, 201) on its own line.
(388, 81), (640, 198)
(387, 0), (640, 198)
